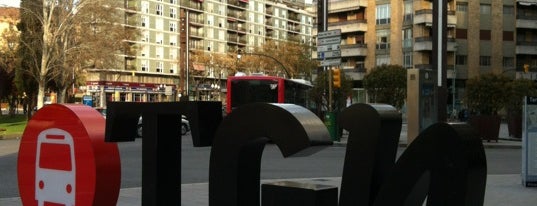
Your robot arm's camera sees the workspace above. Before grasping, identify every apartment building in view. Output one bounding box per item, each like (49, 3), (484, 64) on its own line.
(313, 0), (537, 108)
(84, 0), (315, 107)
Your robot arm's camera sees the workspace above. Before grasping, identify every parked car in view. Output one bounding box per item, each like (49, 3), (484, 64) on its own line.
(136, 115), (190, 137)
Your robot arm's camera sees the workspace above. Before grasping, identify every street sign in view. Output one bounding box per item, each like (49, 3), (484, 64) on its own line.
(317, 44), (341, 52)
(318, 36), (341, 46)
(321, 58), (341, 66)
(318, 29), (341, 38)
(318, 50), (341, 59)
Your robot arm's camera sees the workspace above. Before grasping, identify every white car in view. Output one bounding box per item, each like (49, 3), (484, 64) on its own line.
(136, 115), (190, 137)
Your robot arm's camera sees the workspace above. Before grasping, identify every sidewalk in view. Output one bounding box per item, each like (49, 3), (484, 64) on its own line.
(333, 122), (522, 149)
(1, 175), (536, 206)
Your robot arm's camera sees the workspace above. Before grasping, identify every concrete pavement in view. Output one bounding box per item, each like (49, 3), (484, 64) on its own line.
(1, 123), (534, 205)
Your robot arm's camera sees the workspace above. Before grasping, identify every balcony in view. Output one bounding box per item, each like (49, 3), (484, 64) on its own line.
(516, 14), (537, 29)
(190, 30), (204, 39)
(516, 41), (537, 55)
(415, 64), (432, 70)
(447, 10), (457, 27)
(125, 1), (138, 14)
(180, 0), (203, 12)
(516, 0), (537, 3)
(328, 0), (366, 13)
(414, 9), (433, 26)
(341, 44), (367, 57)
(328, 19), (367, 33)
(189, 18), (204, 27)
(414, 36), (433, 51)
(228, 0), (248, 9)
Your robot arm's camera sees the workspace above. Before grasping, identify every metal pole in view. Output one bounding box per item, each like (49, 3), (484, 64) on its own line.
(452, 46), (457, 119)
(186, 11), (190, 98)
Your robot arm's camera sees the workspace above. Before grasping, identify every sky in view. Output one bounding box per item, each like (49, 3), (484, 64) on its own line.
(0, 0), (20, 7)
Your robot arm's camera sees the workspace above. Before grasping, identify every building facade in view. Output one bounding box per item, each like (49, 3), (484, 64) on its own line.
(313, 0), (537, 109)
(84, 0), (315, 108)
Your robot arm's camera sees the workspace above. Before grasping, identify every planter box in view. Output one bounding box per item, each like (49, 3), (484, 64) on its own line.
(469, 115), (501, 142)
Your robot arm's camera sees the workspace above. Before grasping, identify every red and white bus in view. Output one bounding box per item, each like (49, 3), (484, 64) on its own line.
(226, 75), (313, 114)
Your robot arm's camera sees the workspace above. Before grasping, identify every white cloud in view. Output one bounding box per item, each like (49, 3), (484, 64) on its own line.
(0, 0), (20, 7)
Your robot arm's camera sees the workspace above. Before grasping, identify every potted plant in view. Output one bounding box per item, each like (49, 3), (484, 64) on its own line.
(464, 74), (511, 142)
(505, 78), (537, 138)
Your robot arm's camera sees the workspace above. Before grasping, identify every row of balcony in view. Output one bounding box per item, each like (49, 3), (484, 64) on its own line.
(180, 0), (203, 11)
(312, 44), (368, 59)
(516, 15), (537, 29)
(227, 0), (248, 9)
(328, 0), (366, 13)
(516, 42), (537, 55)
(414, 9), (457, 27)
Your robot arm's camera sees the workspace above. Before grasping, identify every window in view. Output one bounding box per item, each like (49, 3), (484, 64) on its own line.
(142, 2), (149, 13)
(503, 6), (514, 15)
(156, 33), (163, 44)
(456, 3), (467, 12)
(376, 4), (391, 25)
(456, 55), (467, 65)
(156, 4), (163, 16)
(169, 35), (177, 46)
(503, 57), (514, 67)
(480, 30), (491, 40)
(170, 8), (177, 18)
(403, 52), (412, 69)
(170, 22), (177, 32)
(480, 4), (491, 15)
(156, 62), (163, 73)
(503, 31), (514, 41)
(376, 55), (390, 66)
(170, 0), (177, 4)
(479, 56), (491, 66)
(376, 30), (390, 50)
(141, 16), (148, 27)
(141, 60), (148, 71)
(402, 28), (412, 49)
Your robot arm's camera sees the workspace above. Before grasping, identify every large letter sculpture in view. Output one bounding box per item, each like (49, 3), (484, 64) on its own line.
(338, 103), (487, 206)
(104, 101), (222, 206)
(209, 103), (333, 206)
(338, 103), (402, 206)
(373, 122), (487, 205)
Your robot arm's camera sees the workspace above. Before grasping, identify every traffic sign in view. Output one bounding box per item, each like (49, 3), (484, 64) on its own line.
(318, 36), (341, 46)
(318, 50), (341, 59)
(318, 29), (341, 38)
(317, 44), (341, 52)
(321, 58), (341, 66)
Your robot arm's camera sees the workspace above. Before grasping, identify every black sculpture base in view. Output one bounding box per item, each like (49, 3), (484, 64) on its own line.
(262, 181), (338, 206)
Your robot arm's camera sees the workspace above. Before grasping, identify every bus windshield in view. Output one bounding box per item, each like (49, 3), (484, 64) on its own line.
(230, 79), (279, 110)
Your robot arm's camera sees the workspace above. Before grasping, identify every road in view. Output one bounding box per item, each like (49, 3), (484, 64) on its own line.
(0, 133), (523, 199)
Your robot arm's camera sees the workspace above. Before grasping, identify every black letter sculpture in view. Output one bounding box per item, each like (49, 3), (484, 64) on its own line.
(104, 101), (222, 206)
(338, 103), (487, 206)
(209, 103), (333, 206)
(338, 103), (402, 206)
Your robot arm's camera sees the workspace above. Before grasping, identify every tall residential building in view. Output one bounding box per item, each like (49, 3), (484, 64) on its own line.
(313, 0), (537, 108)
(85, 0), (315, 107)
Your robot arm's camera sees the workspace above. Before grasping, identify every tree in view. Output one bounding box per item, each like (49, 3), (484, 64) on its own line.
(18, 0), (137, 109)
(252, 40), (317, 79)
(363, 64), (407, 110)
(0, 13), (21, 117)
